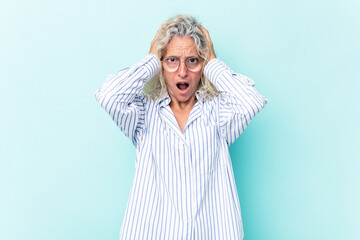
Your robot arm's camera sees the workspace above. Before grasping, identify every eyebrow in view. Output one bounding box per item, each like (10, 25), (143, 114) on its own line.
(164, 55), (200, 59)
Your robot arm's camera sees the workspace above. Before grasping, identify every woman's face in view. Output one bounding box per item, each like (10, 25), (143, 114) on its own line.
(162, 36), (202, 106)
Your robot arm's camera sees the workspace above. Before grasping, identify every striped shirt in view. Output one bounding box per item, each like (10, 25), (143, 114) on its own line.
(95, 54), (267, 239)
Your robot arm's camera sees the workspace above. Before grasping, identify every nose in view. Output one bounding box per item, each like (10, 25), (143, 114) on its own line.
(178, 61), (188, 77)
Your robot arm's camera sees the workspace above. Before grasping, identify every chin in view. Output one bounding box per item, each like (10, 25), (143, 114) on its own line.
(180, 94), (196, 103)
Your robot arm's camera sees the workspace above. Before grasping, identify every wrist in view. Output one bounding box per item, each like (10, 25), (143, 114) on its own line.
(208, 53), (216, 62)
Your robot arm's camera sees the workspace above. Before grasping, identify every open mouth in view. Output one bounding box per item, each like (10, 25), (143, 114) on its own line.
(176, 83), (189, 91)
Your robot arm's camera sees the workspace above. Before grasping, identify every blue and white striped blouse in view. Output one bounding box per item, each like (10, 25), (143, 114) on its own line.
(95, 54), (267, 239)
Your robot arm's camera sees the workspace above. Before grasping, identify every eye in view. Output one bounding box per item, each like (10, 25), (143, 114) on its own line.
(166, 57), (177, 63)
(187, 58), (199, 63)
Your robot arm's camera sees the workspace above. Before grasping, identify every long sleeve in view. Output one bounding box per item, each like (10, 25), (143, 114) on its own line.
(204, 58), (268, 146)
(94, 54), (160, 145)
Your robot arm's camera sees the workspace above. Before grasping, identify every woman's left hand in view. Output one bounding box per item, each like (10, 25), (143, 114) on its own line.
(198, 26), (216, 62)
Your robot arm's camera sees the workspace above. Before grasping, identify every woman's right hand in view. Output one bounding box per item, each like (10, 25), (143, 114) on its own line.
(149, 29), (160, 55)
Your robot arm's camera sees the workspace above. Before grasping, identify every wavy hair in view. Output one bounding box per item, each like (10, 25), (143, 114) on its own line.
(143, 15), (219, 100)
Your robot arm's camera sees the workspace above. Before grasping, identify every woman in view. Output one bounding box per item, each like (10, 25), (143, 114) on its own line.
(95, 15), (267, 240)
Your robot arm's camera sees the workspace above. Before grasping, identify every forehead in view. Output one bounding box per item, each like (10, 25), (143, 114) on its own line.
(164, 36), (199, 57)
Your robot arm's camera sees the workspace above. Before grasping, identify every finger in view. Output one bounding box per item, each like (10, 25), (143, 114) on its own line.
(197, 26), (216, 60)
(154, 28), (161, 39)
(199, 25), (209, 35)
(150, 29), (161, 54)
(198, 26), (211, 42)
(151, 28), (162, 46)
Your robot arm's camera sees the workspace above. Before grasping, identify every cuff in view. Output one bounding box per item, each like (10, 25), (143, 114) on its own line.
(204, 58), (229, 84)
(136, 54), (161, 80)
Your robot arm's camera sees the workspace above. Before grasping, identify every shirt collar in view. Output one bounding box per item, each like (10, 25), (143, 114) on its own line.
(195, 90), (202, 101)
(156, 90), (204, 108)
(156, 92), (171, 108)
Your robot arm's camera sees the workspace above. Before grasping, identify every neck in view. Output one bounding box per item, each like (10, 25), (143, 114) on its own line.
(169, 95), (197, 111)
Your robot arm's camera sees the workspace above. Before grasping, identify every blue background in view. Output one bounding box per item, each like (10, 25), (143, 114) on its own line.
(1, 0), (359, 239)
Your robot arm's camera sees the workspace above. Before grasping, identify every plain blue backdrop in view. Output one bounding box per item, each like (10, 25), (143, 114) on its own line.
(1, 0), (359, 239)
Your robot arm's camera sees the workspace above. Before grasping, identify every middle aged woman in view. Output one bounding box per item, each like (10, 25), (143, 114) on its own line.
(95, 15), (268, 240)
